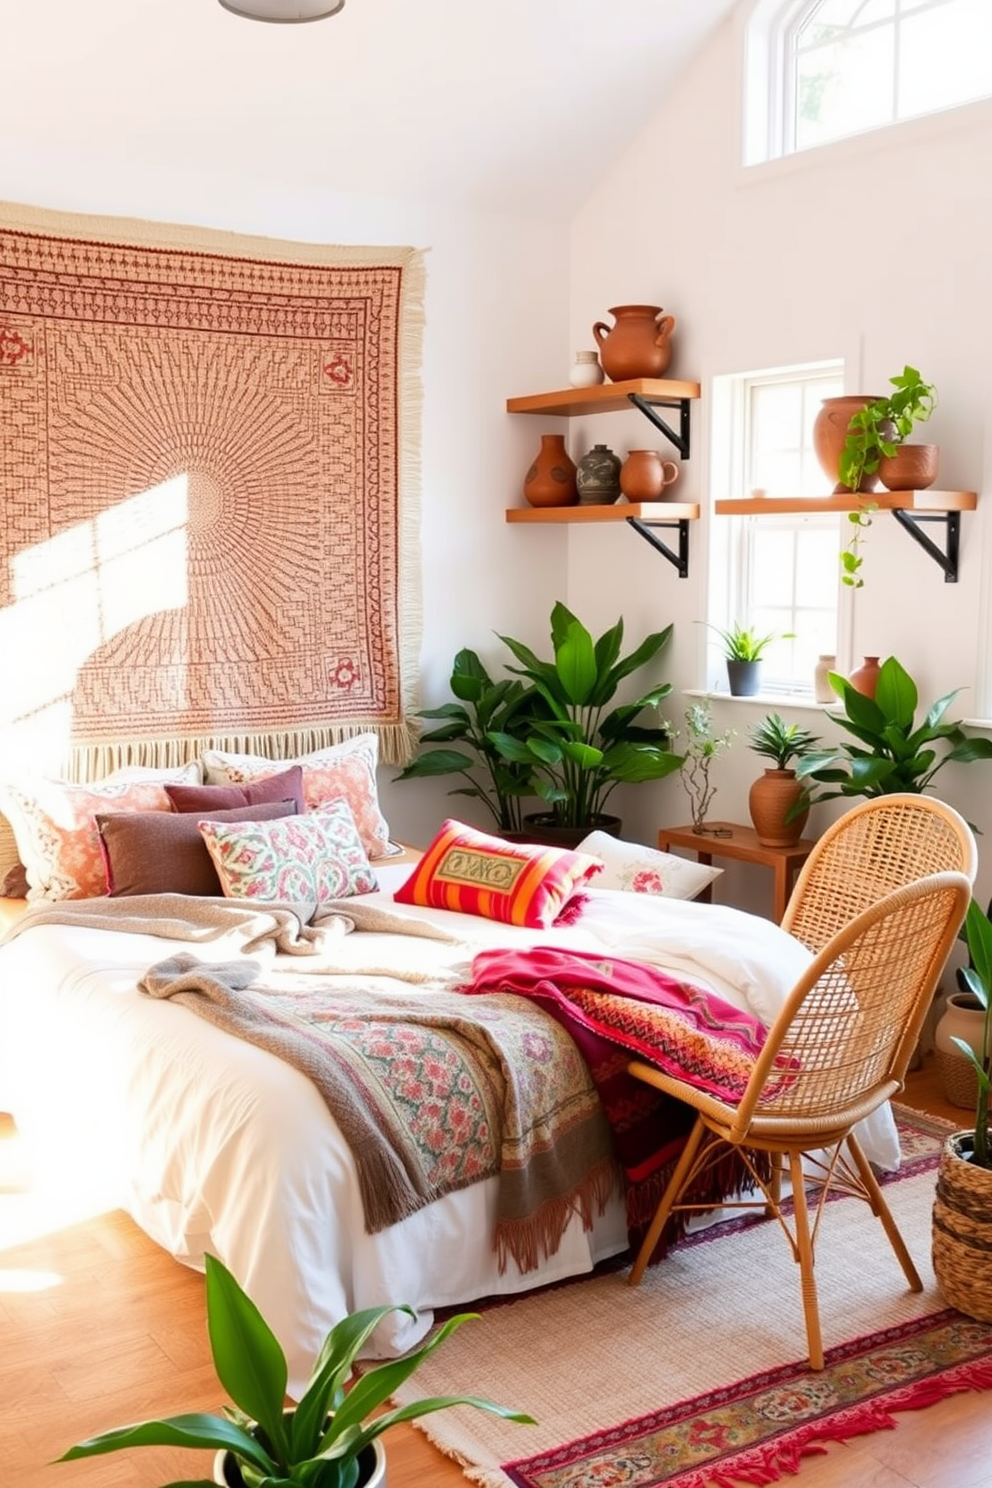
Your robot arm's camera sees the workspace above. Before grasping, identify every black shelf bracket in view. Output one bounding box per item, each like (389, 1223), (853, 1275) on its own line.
(891, 508), (961, 582)
(628, 392), (693, 458)
(626, 515), (691, 578)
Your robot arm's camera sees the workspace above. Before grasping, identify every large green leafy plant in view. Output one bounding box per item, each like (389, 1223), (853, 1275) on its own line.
(59, 1254), (533, 1488)
(393, 647), (539, 833)
(490, 602), (683, 829)
(957, 898), (992, 1170)
(795, 656), (992, 804)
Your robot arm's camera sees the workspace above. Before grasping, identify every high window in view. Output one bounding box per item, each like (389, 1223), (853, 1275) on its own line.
(707, 362), (845, 697)
(746, 0), (992, 165)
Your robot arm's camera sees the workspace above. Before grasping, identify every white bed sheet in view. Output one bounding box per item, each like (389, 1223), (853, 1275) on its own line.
(0, 871), (900, 1395)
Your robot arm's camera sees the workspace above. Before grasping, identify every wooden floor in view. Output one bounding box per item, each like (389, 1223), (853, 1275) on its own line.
(2, 1064), (991, 1488)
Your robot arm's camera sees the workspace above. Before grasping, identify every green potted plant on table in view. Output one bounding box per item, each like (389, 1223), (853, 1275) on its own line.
(836, 366), (938, 588)
(795, 656), (992, 805)
(393, 647), (538, 835)
(59, 1254), (533, 1487)
(932, 895), (992, 1324)
(746, 713), (821, 848)
(490, 601), (683, 844)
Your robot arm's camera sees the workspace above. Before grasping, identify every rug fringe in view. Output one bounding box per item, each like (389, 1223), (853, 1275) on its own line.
(673, 1356), (992, 1487)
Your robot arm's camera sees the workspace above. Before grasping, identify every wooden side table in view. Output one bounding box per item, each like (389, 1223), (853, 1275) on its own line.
(657, 821), (817, 923)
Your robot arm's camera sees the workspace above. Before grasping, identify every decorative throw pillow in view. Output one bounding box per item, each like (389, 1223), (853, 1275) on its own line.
(577, 830), (723, 901)
(393, 818), (604, 929)
(198, 799), (378, 903)
(165, 764), (306, 816)
(200, 734), (390, 859)
(97, 800), (298, 898)
(0, 764), (202, 902)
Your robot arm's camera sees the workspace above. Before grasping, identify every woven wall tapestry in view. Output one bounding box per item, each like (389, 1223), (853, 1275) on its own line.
(0, 200), (424, 779)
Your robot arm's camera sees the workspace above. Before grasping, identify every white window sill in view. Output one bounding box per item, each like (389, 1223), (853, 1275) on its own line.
(684, 688), (832, 713)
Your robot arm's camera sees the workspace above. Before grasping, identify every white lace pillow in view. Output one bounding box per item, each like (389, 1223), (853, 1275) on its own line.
(200, 733), (390, 859)
(576, 830), (723, 901)
(0, 763), (202, 902)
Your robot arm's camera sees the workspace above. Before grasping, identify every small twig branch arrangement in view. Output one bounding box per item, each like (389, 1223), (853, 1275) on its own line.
(675, 701), (735, 833)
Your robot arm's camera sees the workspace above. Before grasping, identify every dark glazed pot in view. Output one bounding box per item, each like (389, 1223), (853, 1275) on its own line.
(521, 813), (622, 849)
(726, 659), (760, 697)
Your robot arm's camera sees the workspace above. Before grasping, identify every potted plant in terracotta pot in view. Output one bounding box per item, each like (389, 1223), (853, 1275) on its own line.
(746, 712), (820, 847)
(932, 896), (992, 1324)
(59, 1254), (533, 1487)
(491, 601), (683, 844)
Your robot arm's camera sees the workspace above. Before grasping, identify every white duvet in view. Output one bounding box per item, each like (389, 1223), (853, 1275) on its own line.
(0, 869), (900, 1395)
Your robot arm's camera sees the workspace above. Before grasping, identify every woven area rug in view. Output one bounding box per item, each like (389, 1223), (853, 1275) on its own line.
(392, 1108), (992, 1488)
(0, 199), (424, 777)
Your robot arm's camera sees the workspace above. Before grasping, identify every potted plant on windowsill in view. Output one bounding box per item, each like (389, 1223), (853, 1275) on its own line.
(932, 895), (992, 1324)
(746, 712), (820, 848)
(490, 601), (684, 844)
(794, 656), (992, 805)
(707, 622), (790, 697)
(58, 1254), (534, 1487)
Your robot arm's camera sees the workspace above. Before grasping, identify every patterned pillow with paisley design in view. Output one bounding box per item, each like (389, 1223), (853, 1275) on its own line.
(198, 798), (378, 902)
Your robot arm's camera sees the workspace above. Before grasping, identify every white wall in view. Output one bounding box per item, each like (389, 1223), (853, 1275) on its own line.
(0, 146), (577, 849)
(568, 1), (992, 912)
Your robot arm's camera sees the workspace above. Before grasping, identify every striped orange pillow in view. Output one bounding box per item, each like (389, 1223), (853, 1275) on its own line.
(394, 819), (604, 928)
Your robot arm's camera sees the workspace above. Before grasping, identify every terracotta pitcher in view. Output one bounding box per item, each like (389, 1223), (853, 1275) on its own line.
(618, 449), (679, 502)
(592, 304), (676, 382)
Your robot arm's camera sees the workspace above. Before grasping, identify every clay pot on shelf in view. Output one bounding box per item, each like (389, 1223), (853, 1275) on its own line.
(812, 395), (883, 493)
(618, 449), (680, 503)
(748, 769), (809, 848)
(523, 433), (577, 508)
(877, 442), (939, 492)
(576, 443), (622, 506)
(849, 655), (881, 699)
(591, 304), (676, 382)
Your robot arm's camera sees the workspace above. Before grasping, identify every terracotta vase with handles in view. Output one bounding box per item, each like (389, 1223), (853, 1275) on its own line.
(812, 395), (884, 493)
(523, 433), (577, 508)
(619, 449), (679, 502)
(591, 304), (676, 382)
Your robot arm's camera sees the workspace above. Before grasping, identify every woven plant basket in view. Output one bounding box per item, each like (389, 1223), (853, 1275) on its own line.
(932, 1131), (992, 1322)
(935, 1049), (980, 1109)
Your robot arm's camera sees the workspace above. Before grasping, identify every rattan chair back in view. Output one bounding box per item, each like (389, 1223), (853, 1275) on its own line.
(781, 794), (976, 950)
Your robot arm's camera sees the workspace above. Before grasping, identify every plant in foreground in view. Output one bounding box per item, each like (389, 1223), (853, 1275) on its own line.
(59, 1254), (534, 1488)
(956, 897), (992, 1170)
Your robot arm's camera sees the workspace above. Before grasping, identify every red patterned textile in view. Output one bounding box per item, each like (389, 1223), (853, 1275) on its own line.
(0, 201), (424, 777)
(464, 946), (773, 1255)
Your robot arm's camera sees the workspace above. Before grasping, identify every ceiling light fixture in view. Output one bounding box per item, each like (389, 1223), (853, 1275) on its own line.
(218, 0), (345, 21)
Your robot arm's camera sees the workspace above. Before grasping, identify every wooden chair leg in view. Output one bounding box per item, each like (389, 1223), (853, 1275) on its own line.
(765, 1151), (783, 1217)
(788, 1150), (824, 1371)
(845, 1133), (923, 1291)
(627, 1116), (707, 1287)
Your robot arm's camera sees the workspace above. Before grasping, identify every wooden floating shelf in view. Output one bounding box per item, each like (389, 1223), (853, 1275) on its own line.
(506, 501), (699, 524)
(715, 490), (977, 516)
(506, 378), (701, 418)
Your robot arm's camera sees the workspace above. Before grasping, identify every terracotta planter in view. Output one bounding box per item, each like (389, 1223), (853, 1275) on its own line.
(522, 812), (621, 849)
(618, 449), (679, 502)
(748, 768), (809, 847)
(932, 1131), (992, 1323)
(812, 395), (883, 493)
(523, 433), (577, 508)
(591, 304), (676, 382)
(878, 442), (939, 492)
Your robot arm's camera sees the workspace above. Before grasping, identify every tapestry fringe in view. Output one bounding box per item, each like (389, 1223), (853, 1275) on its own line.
(62, 720), (419, 784)
(494, 1157), (620, 1276)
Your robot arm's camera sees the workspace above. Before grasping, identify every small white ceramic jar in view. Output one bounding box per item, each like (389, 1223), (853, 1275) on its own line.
(568, 350), (604, 388)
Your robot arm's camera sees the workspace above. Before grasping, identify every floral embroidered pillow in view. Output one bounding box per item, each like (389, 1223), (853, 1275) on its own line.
(198, 799), (378, 903)
(200, 734), (390, 859)
(0, 764), (201, 902)
(577, 830), (723, 901)
(394, 818), (604, 929)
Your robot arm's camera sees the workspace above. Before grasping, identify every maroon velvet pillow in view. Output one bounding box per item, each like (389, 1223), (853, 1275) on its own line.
(96, 800), (297, 897)
(164, 765), (305, 816)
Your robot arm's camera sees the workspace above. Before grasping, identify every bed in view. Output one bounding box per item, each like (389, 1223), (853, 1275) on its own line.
(0, 747), (901, 1395)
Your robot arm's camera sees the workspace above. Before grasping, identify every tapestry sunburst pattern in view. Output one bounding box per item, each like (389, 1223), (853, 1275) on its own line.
(0, 201), (424, 778)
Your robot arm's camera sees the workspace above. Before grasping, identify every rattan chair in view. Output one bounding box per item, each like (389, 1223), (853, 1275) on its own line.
(626, 870), (972, 1370)
(781, 793), (977, 950)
